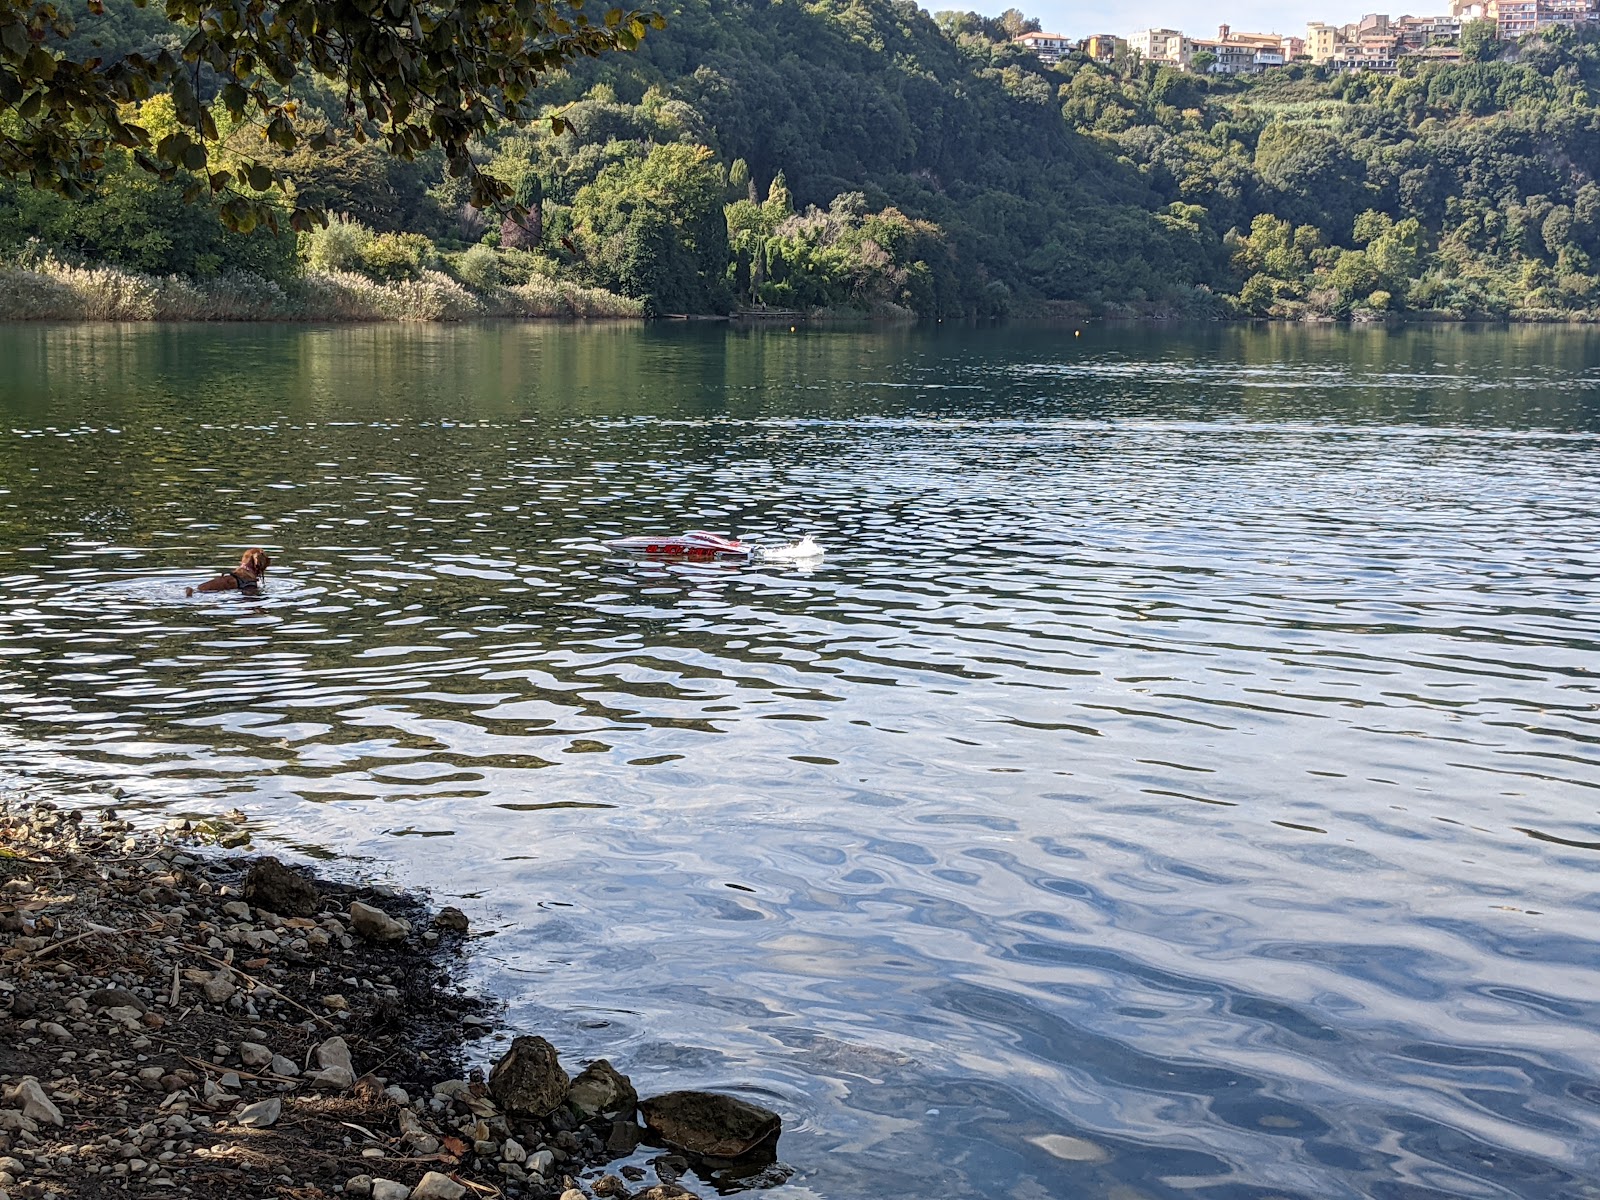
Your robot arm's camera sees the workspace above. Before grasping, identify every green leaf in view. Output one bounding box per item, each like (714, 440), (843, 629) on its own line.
(183, 143), (206, 170)
(245, 163), (272, 190)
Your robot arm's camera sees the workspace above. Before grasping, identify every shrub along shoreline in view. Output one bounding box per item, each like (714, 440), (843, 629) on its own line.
(0, 256), (643, 323)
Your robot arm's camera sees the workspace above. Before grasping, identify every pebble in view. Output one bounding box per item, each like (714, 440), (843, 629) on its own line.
(370, 1180), (410, 1200)
(527, 1149), (555, 1176)
(239, 1042), (273, 1068)
(344, 1175), (374, 1198)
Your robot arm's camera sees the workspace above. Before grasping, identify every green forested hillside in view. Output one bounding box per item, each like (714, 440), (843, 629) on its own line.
(6, 0), (1600, 320)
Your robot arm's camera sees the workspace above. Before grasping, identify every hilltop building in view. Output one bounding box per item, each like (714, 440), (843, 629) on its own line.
(1492, 0), (1599, 38)
(1014, 31), (1073, 63)
(1018, 1), (1600, 77)
(1127, 27), (1196, 67)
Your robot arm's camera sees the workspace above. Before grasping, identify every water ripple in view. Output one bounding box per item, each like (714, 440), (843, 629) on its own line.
(2, 323), (1600, 1199)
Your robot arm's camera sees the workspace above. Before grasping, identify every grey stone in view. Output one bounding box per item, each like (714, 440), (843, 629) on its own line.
(104, 1006), (145, 1031)
(433, 907), (469, 932)
(0, 1110), (33, 1135)
(370, 1181), (409, 1200)
(344, 1176), (373, 1198)
(567, 1059), (637, 1120)
(410, 1171), (466, 1200)
(235, 1098), (281, 1128)
(86, 988), (147, 1013)
(201, 973), (236, 1005)
(316, 1036), (354, 1074)
(310, 1067), (356, 1091)
(349, 901), (410, 942)
(243, 858), (319, 917)
(5, 1080), (61, 1128)
(639, 1090), (781, 1158)
(500, 1137), (526, 1164)
(238, 1043), (272, 1069)
(488, 1036), (568, 1117)
(269, 1055), (299, 1077)
(526, 1150), (554, 1177)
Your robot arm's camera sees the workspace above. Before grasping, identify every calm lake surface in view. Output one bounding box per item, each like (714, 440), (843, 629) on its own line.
(2, 321), (1599, 1199)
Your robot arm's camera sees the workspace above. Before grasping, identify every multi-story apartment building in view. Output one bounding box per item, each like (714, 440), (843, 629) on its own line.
(1495, 0), (1599, 38)
(1330, 30), (1401, 71)
(1128, 27), (1194, 66)
(1084, 33), (1126, 61)
(1306, 21), (1341, 61)
(1191, 26), (1289, 72)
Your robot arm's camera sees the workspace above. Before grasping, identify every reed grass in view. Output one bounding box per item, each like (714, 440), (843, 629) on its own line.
(0, 254), (642, 323)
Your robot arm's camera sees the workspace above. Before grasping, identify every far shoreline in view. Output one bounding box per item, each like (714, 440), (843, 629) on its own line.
(5, 261), (1600, 329)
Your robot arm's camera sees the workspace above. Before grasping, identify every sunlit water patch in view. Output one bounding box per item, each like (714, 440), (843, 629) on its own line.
(2, 321), (1599, 1199)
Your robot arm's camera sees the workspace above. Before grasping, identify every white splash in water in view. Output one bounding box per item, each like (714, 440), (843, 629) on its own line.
(757, 534), (825, 563)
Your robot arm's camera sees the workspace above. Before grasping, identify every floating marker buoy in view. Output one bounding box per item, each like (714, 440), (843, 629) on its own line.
(790, 325), (796, 332)
(1075, 330), (1081, 337)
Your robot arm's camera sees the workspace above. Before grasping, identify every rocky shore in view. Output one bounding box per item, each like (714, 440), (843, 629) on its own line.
(0, 798), (784, 1200)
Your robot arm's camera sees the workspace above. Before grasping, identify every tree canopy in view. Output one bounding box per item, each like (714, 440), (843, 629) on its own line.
(0, 0), (661, 232)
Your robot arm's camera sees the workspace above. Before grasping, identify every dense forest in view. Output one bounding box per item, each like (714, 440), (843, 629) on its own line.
(6, 0), (1600, 320)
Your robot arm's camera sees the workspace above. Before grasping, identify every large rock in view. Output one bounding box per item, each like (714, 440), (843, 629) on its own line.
(243, 857), (320, 916)
(310, 1035), (356, 1090)
(639, 1091), (781, 1159)
(349, 900), (410, 942)
(5, 1079), (61, 1128)
(567, 1059), (637, 1120)
(488, 1036), (568, 1117)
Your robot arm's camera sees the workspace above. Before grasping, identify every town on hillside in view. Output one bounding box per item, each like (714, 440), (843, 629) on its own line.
(1017, 0), (1595, 74)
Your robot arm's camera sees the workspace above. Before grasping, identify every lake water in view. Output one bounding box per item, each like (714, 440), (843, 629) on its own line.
(2, 321), (1599, 1199)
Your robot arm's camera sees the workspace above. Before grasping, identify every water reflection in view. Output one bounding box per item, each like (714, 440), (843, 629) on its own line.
(2, 322), (1600, 1199)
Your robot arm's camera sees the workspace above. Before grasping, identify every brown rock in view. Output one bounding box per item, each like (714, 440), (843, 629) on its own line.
(568, 1059), (637, 1119)
(488, 1036), (568, 1117)
(243, 857), (320, 916)
(639, 1091), (780, 1159)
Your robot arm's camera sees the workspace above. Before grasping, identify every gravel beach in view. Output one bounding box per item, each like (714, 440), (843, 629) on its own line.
(0, 797), (782, 1200)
